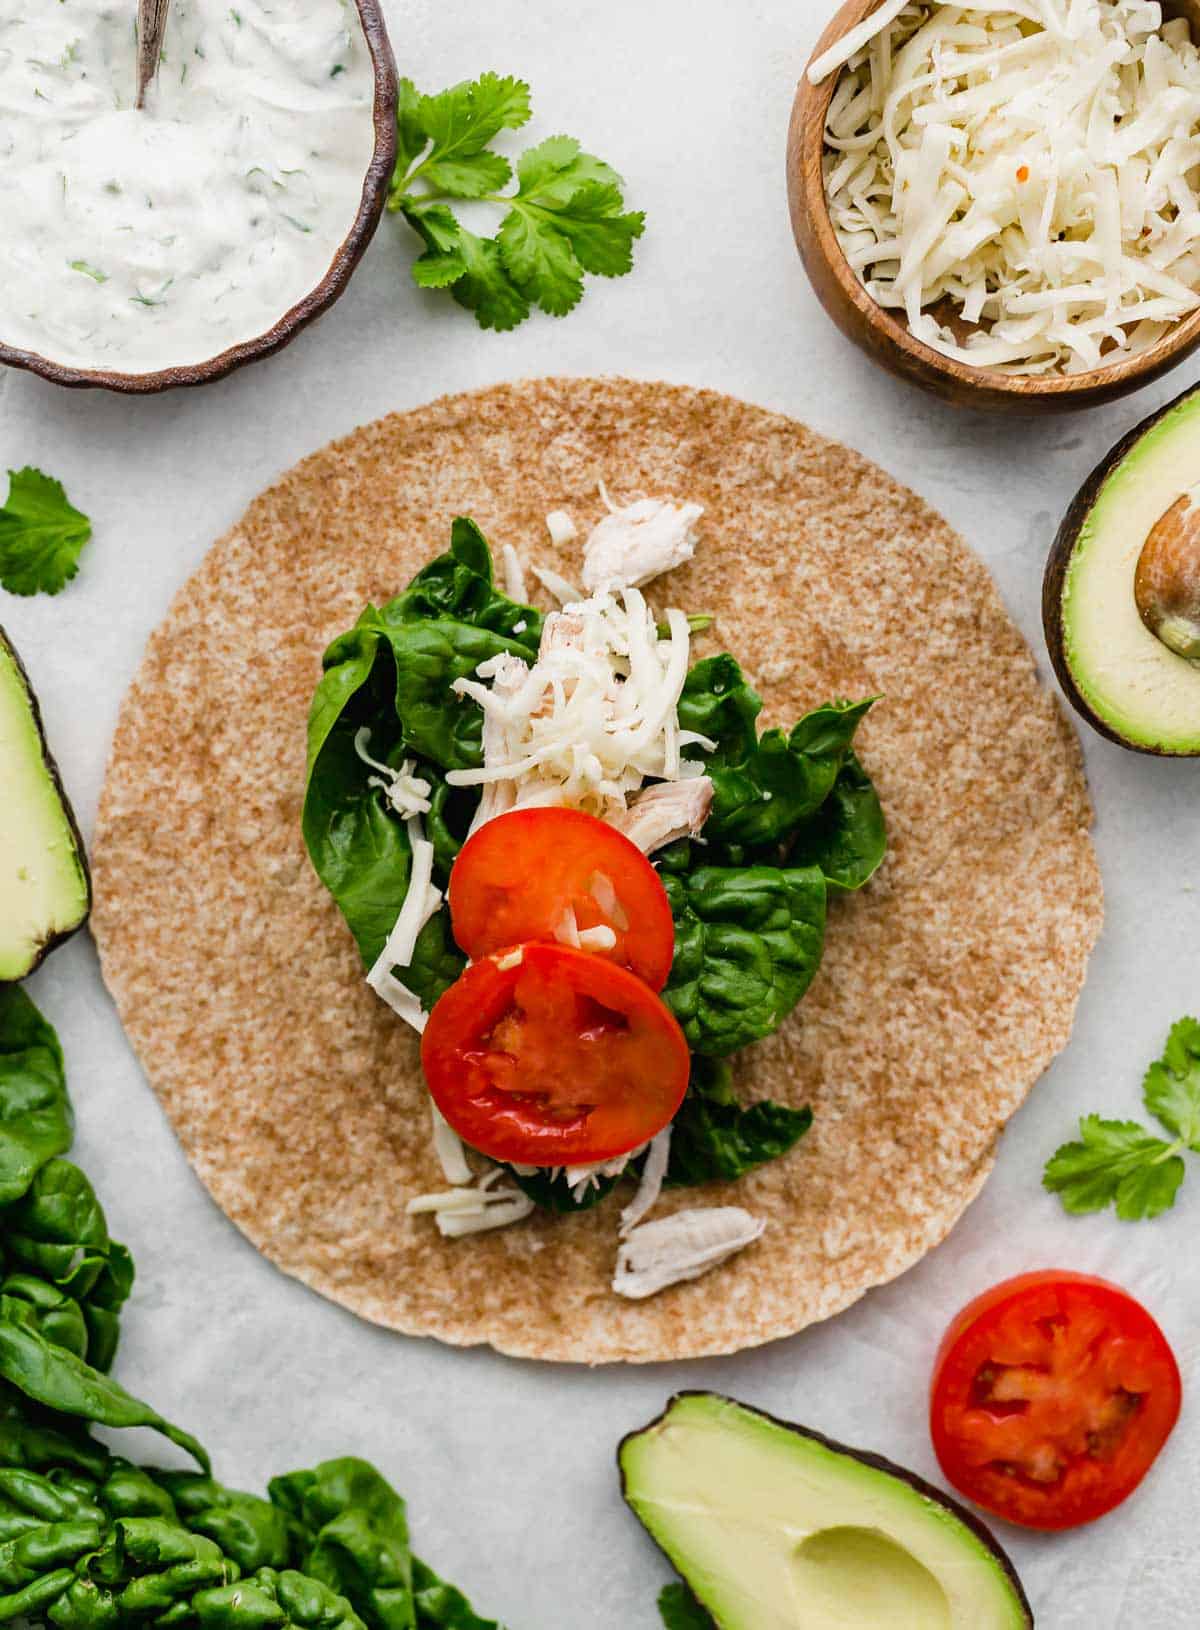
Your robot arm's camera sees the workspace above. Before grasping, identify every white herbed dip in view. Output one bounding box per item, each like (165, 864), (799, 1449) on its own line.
(0, 0), (376, 375)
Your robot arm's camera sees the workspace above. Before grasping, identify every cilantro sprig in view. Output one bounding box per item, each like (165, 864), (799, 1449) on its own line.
(0, 468), (92, 597)
(1043, 1018), (1200, 1220)
(387, 73), (645, 331)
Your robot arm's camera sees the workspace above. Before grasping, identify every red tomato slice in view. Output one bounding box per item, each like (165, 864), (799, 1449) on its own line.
(420, 942), (690, 1165)
(448, 808), (675, 990)
(930, 1271), (1181, 1530)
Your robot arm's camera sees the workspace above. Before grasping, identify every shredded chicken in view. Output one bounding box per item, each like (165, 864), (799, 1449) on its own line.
(609, 777), (714, 856)
(612, 1207), (766, 1300)
(581, 499), (704, 593)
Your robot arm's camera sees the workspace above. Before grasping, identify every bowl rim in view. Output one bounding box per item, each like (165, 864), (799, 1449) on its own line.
(0, 0), (398, 395)
(793, 0), (1200, 400)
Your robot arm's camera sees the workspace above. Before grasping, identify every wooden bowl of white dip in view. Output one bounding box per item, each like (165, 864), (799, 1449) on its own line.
(0, 0), (396, 393)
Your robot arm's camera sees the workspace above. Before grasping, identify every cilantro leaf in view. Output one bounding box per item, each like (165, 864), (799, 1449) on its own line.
(0, 468), (92, 597)
(447, 228), (531, 332)
(394, 77), (427, 174)
(415, 72), (531, 156)
(1043, 1116), (1185, 1220)
(1144, 1016), (1200, 1147)
(388, 75), (642, 331)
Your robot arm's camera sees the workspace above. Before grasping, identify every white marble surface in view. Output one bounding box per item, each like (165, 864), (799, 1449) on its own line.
(2, 1), (1198, 1624)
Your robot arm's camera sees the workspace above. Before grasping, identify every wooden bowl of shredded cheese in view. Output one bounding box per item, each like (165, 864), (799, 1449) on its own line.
(788, 0), (1200, 411)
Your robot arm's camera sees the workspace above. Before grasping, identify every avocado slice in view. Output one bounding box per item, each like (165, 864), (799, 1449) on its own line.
(0, 628), (90, 979)
(620, 1393), (1032, 1630)
(1044, 382), (1200, 755)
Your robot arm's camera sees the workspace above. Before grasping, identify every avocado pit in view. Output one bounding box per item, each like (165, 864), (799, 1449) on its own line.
(1134, 492), (1200, 666)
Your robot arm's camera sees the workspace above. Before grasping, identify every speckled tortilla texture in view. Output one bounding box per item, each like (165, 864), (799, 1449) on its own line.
(91, 378), (1102, 1364)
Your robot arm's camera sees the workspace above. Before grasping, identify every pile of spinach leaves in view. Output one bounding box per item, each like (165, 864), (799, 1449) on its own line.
(0, 986), (506, 1630)
(302, 521), (885, 1208)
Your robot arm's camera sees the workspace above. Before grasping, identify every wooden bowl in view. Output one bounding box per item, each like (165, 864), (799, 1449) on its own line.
(787, 0), (1200, 414)
(0, 0), (397, 395)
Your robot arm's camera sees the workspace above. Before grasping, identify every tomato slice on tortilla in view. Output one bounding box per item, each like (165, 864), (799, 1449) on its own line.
(930, 1271), (1181, 1530)
(448, 808), (675, 990)
(420, 942), (690, 1165)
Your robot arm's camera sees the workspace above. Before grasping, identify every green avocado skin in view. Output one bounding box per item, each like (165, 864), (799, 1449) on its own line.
(0, 628), (91, 981)
(1043, 380), (1200, 757)
(619, 1392), (1033, 1630)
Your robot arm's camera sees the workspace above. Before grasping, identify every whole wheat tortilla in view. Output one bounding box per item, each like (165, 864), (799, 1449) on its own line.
(92, 378), (1102, 1363)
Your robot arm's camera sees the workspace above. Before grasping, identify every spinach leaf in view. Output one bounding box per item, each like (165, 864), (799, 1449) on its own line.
(662, 865), (826, 1057)
(0, 1314), (208, 1472)
(704, 699), (876, 856)
(0, 1411), (108, 1480)
(302, 702), (415, 970)
(0, 1279), (88, 1362)
(193, 1568), (366, 1630)
(658, 1581), (715, 1630)
(302, 520), (536, 976)
(269, 1458), (414, 1630)
(677, 656), (761, 764)
(787, 752), (886, 893)
(390, 519), (542, 645)
(156, 1475), (291, 1573)
(412, 1557), (504, 1630)
(666, 1061), (812, 1187)
(382, 618), (527, 773)
(404, 912), (467, 1015)
(506, 1168), (618, 1213)
(0, 991), (72, 1207)
(0, 1162), (132, 1373)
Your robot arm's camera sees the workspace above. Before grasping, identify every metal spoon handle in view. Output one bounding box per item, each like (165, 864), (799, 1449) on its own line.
(135, 0), (171, 109)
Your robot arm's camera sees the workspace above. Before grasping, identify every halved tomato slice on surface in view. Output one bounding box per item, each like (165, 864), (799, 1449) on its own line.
(420, 942), (690, 1166)
(930, 1271), (1181, 1530)
(448, 807), (675, 990)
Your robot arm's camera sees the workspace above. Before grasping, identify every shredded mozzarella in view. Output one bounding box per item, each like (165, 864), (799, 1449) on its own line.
(619, 1126), (673, 1236)
(430, 1103), (473, 1186)
(820, 0), (1200, 374)
(365, 812), (442, 1029)
(501, 543), (528, 604)
(445, 586), (698, 821)
(612, 1207), (766, 1300)
(531, 564), (582, 605)
(353, 730), (432, 817)
(545, 509), (578, 546)
(564, 1148), (644, 1197)
(406, 1166), (536, 1237)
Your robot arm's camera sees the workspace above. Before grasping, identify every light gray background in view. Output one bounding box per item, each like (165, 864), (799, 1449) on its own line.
(2, 2), (1197, 1624)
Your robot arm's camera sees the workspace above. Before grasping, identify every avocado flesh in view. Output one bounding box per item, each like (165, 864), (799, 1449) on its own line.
(0, 632), (90, 980)
(1061, 392), (1200, 754)
(621, 1394), (1031, 1630)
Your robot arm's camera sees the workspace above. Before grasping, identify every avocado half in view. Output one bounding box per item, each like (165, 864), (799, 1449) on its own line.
(620, 1392), (1032, 1630)
(1044, 383), (1200, 755)
(0, 628), (91, 980)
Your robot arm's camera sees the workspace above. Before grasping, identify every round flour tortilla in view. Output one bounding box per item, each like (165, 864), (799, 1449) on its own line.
(92, 378), (1102, 1363)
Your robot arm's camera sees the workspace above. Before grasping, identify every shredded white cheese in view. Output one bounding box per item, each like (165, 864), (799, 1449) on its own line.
(365, 812), (442, 1028)
(406, 1166), (536, 1237)
(612, 1207), (766, 1300)
(619, 1126), (673, 1236)
(430, 1102), (473, 1186)
(353, 729), (432, 818)
(819, 0), (1200, 374)
(500, 543), (528, 604)
(545, 509), (578, 546)
(530, 564), (582, 606)
(446, 589), (699, 821)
